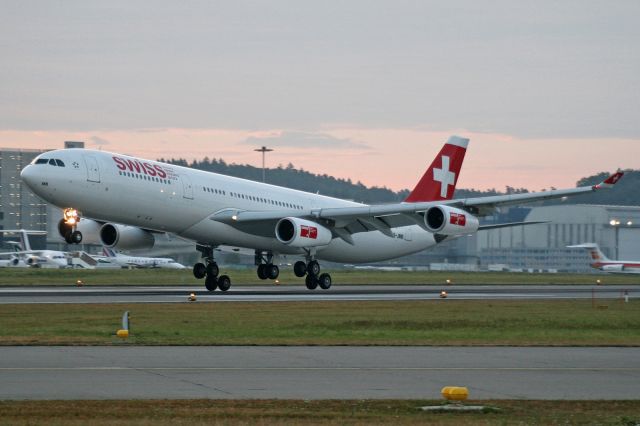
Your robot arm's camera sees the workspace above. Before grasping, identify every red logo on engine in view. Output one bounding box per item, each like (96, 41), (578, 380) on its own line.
(450, 212), (466, 226)
(300, 225), (318, 239)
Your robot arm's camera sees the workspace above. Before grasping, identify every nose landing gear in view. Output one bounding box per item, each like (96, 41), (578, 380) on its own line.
(60, 208), (83, 244)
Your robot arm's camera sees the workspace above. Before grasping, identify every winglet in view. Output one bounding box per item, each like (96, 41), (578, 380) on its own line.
(404, 136), (469, 203)
(593, 171), (624, 190)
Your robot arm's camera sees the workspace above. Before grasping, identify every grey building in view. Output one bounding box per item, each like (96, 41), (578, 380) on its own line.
(478, 205), (640, 272)
(0, 148), (50, 249)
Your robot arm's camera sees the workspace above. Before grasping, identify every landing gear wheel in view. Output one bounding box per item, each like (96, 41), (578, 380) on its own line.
(206, 262), (219, 278)
(267, 264), (280, 280)
(305, 274), (318, 290)
(318, 273), (332, 290)
(193, 262), (207, 279)
(294, 261), (307, 277)
(71, 231), (82, 244)
(307, 260), (320, 276)
(257, 264), (268, 280)
(217, 275), (231, 291)
(205, 274), (218, 291)
(64, 233), (73, 244)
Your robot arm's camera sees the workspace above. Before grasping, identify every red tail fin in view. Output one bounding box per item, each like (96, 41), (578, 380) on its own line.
(404, 136), (469, 203)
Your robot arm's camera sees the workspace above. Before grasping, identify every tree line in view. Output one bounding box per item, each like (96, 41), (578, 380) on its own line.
(159, 157), (638, 206)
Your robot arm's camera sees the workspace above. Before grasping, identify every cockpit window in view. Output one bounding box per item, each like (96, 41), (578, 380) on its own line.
(35, 158), (48, 165)
(55, 159), (65, 167)
(48, 159), (57, 166)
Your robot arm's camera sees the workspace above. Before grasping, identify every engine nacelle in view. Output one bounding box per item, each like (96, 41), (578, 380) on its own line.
(58, 218), (103, 245)
(602, 264), (625, 272)
(9, 256), (19, 266)
(275, 217), (332, 248)
(424, 205), (479, 236)
(25, 255), (39, 267)
(100, 223), (155, 250)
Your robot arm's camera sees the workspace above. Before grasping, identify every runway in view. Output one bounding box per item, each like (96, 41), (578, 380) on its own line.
(0, 284), (636, 304)
(0, 346), (638, 400)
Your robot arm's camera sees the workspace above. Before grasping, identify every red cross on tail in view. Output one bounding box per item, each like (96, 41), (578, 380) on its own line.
(404, 136), (469, 202)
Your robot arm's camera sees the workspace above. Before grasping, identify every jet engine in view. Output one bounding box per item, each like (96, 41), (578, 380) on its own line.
(100, 223), (155, 250)
(423, 205), (479, 236)
(25, 255), (40, 267)
(602, 264), (625, 272)
(58, 218), (102, 245)
(275, 217), (332, 248)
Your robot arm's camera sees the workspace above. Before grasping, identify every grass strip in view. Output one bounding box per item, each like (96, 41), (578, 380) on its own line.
(1, 300), (638, 346)
(1, 268), (639, 286)
(0, 399), (639, 425)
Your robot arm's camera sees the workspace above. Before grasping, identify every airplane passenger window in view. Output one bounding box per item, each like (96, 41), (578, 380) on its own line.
(49, 159), (57, 166)
(55, 159), (65, 167)
(35, 159), (48, 164)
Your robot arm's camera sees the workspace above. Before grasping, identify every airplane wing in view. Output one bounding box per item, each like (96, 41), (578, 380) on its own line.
(210, 172), (624, 240)
(0, 250), (44, 257)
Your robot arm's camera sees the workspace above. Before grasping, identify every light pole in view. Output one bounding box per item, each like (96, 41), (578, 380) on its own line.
(254, 146), (273, 183)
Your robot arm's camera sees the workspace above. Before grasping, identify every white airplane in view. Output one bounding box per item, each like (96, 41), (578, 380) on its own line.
(20, 136), (624, 290)
(100, 247), (186, 269)
(0, 230), (68, 268)
(568, 243), (640, 274)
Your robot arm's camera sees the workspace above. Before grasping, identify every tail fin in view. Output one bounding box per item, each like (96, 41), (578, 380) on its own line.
(102, 247), (117, 258)
(567, 243), (610, 262)
(404, 136), (469, 203)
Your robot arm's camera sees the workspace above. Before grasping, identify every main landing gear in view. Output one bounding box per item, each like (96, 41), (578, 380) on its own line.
(255, 251), (280, 281)
(193, 245), (231, 292)
(293, 258), (332, 290)
(255, 251), (331, 290)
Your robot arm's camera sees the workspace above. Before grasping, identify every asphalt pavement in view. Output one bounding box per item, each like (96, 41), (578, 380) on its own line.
(0, 346), (638, 400)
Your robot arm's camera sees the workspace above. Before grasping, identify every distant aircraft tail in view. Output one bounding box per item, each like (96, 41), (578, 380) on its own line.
(102, 247), (118, 258)
(404, 136), (469, 202)
(568, 243), (610, 262)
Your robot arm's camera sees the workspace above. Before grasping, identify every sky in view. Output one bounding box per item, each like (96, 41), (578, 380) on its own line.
(1, 1), (639, 191)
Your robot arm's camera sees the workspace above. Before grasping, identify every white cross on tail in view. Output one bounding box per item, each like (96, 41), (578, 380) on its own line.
(433, 155), (456, 198)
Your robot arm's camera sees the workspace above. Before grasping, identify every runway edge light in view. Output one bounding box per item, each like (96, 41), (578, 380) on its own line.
(116, 311), (130, 339)
(441, 386), (468, 401)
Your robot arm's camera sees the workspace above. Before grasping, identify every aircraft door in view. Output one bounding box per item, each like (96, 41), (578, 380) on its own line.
(83, 155), (101, 183)
(181, 174), (194, 199)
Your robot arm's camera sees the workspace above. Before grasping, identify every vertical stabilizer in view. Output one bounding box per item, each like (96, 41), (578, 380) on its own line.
(568, 243), (610, 262)
(404, 136), (469, 203)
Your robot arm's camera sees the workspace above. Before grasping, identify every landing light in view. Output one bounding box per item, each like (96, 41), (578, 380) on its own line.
(63, 208), (79, 225)
(231, 215), (238, 221)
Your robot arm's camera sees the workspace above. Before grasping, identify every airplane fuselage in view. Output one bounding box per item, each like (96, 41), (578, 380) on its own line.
(22, 149), (437, 263)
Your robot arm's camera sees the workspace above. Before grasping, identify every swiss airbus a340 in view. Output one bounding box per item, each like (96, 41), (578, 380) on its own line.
(20, 136), (623, 291)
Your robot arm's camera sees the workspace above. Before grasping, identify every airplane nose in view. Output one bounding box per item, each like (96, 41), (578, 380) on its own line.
(20, 165), (38, 190)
